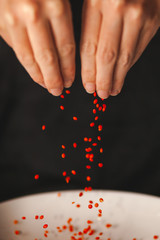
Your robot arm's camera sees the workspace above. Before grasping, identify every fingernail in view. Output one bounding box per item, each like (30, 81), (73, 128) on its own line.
(50, 88), (62, 96)
(110, 90), (120, 96)
(97, 90), (109, 99)
(64, 80), (73, 88)
(85, 83), (95, 94)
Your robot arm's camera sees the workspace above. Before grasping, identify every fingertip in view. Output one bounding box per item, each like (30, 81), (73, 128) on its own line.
(97, 90), (110, 99)
(50, 88), (63, 96)
(85, 83), (96, 94)
(110, 89), (120, 96)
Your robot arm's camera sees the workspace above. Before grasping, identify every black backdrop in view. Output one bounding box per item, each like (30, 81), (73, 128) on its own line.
(0, 0), (160, 202)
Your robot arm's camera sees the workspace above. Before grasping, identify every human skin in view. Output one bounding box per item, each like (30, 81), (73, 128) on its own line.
(80, 0), (160, 99)
(0, 0), (76, 96)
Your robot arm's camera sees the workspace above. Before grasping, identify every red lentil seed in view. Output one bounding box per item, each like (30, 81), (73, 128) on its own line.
(66, 90), (70, 94)
(60, 105), (64, 110)
(99, 232), (103, 236)
(97, 136), (101, 141)
(22, 216), (26, 220)
(35, 215), (39, 220)
(95, 116), (98, 121)
(87, 220), (93, 224)
(93, 109), (96, 114)
(43, 224), (48, 229)
(72, 201), (75, 204)
(78, 231), (83, 235)
(60, 94), (64, 98)
(71, 170), (76, 175)
(89, 138), (92, 142)
(92, 143), (97, 146)
(76, 204), (81, 208)
(88, 186), (92, 191)
(86, 165), (91, 169)
(62, 171), (67, 176)
(93, 92), (97, 97)
(98, 125), (103, 131)
(95, 203), (99, 207)
(88, 204), (93, 209)
(13, 220), (18, 224)
(84, 137), (88, 142)
(89, 230), (95, 235)
(57, 192), (61, 197)
(106, 224), (112, 228)
(98, 209), (102, 213)
(62, 225), (67, 230)
(69, 225), (74, 232)
(85, 147), (92, 152)
(86, 176), (91, 181)
(98, 213), (102, 217)
(99, 198), (104, 202)
(34, 174), (39, 180)
(89, 200), (93, 204)
(42, 125), (46, 131)
(98, 163), (103, 168)
(90, 122), (95, 127)
(62, 153), (65, 158)
(65, 176), (70, 183)
(95, 237), (100, 239)
(40, 215), (44, 219)
(73, 142), (77, 148)
(154, 236), (159, 239)
(93, 99), (98, 104)
(96, 104), (99, 108)
(14, 230), (20, 235)
(61, 145), (65, 149)
(79, 192), (83, 197)
(67, 218), (72, 224)
(100, 148), (103, 153)
(73, 116), (78, 121)
(44, 233), (48, 237)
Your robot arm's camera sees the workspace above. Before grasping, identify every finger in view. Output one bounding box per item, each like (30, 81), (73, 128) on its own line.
(131, 22), (159, 68)
(5, 16), (45, 87)
(26, 10), (63, 96)
(111, 10), (143, 96)
(96, 8), (123, 99)
(0, 21), (12, 47)
(46, 0), (76, 88)
(80, 0), (101, 94)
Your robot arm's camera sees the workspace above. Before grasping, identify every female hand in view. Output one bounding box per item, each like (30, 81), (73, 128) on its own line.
(80, 0), (160, 99)
(0, 0), (75, 96)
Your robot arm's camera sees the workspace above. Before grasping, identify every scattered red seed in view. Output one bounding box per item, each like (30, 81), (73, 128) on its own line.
(44, 233), (48, 237)
(106, 224), (112, 228)
(93, 109), (96, 114)
(42, 125), (46, 131)
(98, 213), (102, 217)
(99, 106), (102, 111)
(40, 215), (44, 219)
(97, 136), (101, 141)
(95, 116), (98, 121)
(35, 215), (39, 220)
(86, 176), (91, 181)
(98, 163), (103, 168)
(73, 142), (77, 148)
(89, 200), (93, 204)
(60, 105), (64, 110)
(62, 153), (65, 158)
(99, 232), (103, 236)
(100, 148), (103, 153)
(98, 125), (103, 131)
(84, 137), (88, 142)
(90, 122), (95, 127)
(14, 230), (20, 235)
(93, 99), (98, 104)
(67, 218), (72, 224)
(76, 204), (81, 208)
(73, 116), (78, 121)
(57, 192), (61, 197)
(98, 209), (102, 213)
(85, 147), (92, 152)
(21, 216), (26, 220)
(34, 174), (39, 180)
(96, 104), (99, 108)
(154, 236), (159, 239)
(94, 203), (99, 208)
(13, 220), (18, 224)
(87, 220), (93, 224)
(99, 198), (104, 202)
(79, 192), (83, 197)
(61, 145), (65, 149)
(89, 138), (92, 142)
(60, 94), (64, 98)
(72, 202), (75, 204)
(95, 237), (100, 239)
(69, 225), (74, 232)
(62, 171), (67, 176)
(93, 92), (97, 97)
(43, 224), (48, 229)
(89, 229), (95, 235)
(62, 225), (67, 230)
(71, 170), (76, 175)
(88, 204), (93, 209)
(92, 143), (97, 146)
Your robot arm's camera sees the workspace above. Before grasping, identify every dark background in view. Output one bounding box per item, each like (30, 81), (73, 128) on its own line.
(0, 0), (160, 202)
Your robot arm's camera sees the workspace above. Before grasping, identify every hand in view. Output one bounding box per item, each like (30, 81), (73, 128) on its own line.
(0, 0), (75, 96)
(80, 0), (160, 99)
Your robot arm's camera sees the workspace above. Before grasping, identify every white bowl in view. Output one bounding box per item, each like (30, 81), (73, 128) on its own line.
(0, 190), (160, 240)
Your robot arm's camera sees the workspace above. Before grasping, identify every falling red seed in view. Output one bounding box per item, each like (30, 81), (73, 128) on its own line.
(65, 176), (70, 183)
(42, 125), (46, 131)
(88, 229), (95, 235)
(14, 230), (20, 235)
(35, 215), (39, 220)
(93, 109), (96, 114)
(22, 216), (26, 220)
(95, 116), (98, 121)
(98, 209), (102, 213)
(73, 142), (77, 148)
(73, 116), (78, 121)
(92, 143), (97, 146)
(66, 90), (70, 94)
(62, 145), (65, 149)
(94, 203), (99, 208)
(96, 104), (99, 108)
(90, 122), (95, 127)
(69, 225), (74, 232)
(34, 174), (39, 180)
(98, 125), (103, 131)
(44, 233), (48, 237)
(62, 171), (67, 176)
(13, 220), (18, 224)
(86, 165), (91, 169)
(98, 163), (103, 168)
(79, 192), (83, 197)
(100, 148), (103, 153)
(62, 153), (65, 158)
(99, 106), (102, 111)
(93, 92), (97, 97)
(88, 186), (92, 191)
(71, 170), (76, 175)
(85, 147), (92, 152)
(60, 94), (64, 98)
(89, 138), (92, 142)
(97, 136), (101, 141)
(98, 213), (102, 217)
(84, 137), (88, 142)
(43, 224), (48, 229)
(89, 200), (93, 204)
(60, 105), (64, 110)
(62, 225), (67, 230)
(76, 204), (80, 208)
(88, 204), (93, 209)
(40, 215), (44, 219)
(86, 176), (91, 181)
(93, 99), (98, 104)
